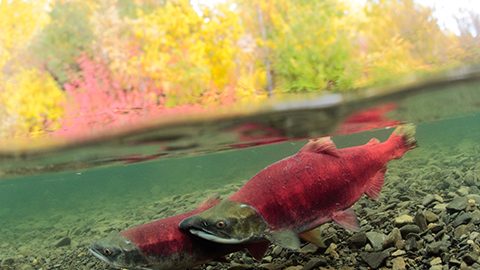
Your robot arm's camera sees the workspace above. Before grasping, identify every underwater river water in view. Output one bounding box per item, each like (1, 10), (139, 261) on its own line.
(1, 70), (480, 269)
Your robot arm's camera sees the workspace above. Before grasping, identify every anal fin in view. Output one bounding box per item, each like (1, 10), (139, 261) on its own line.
(332, 208), (360, 232)
(299, 227), (327, 248)
(365, 168), (386, 200)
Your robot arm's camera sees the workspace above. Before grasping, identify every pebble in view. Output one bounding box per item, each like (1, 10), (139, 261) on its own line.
(394, 214), (414, 226)
(452, 212), (472, 227)
(424, 210), (439, 223)
(422, 194), (443, 206)
(426, 241), (448, 255)
(446, 197), (468, 212)
(383, 228), (402, 249)
(300, 243), (318, 254)
(391, 257), (406, 270)
(348, 232), (367, 249)
(414, 212), (427, 231)
(54, 237), (71, 248)
(365, 231), (386, 251)
(462, 253), (479, 265)
(430, 257), (442, 265)
(284, 266), (303, 270)
(399, 224), (421, 237)
(302, 257), (327, 270)
(391, 250), (406, 257)
(360, 251), (389, 269)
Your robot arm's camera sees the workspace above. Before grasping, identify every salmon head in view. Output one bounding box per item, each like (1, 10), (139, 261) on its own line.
(179, 200), (268, 244)
(179, 199), (301, 249)
(89, 232), (150, 270)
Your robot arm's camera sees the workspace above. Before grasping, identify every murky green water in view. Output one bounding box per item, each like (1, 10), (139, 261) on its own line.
(1, 71), (480, 269)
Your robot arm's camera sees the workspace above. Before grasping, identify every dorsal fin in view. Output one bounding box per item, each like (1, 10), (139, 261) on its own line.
(299, 137), (339, 157)
(366, 138), (380, 145)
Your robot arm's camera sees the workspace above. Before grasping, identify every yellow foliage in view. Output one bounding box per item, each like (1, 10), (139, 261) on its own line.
(132, 0), (244, 106)
(1, 69), (65, 137)
(0, 0), (49, 69)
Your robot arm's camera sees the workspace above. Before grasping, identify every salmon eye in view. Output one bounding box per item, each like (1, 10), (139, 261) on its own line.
(216, 220), (226, 229)
(104, 248), (112, 256)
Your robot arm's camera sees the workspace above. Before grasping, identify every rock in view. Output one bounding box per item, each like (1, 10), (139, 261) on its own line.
(391, 250), (406, 257)
(414, 212), (428, 231)
(454, 224), (474, 238)
(348, 232), (367, 249)
(366, 231), (386, 251)
(325, 243), (339, 259)
(300, 243), (318, 254)
(467, 194), (480, 204)
(433, 203), (447, 211)
(360, 251), (389, 269)
(262, 256), (272, 263)
(404, 237), (418, 251)
(19, 265), (34, 270)
(383, 228), (402, 249)
(471, 210), (480, 224)
(426, 241), (448, 255)
(394, 214), (414, 226)
(271, 246), (282, 256)
(423, 194), (443, 206)
(470, 232), (479, 240)
(430, 257), (442, 265)
(452, 212), (472, 227)
(457, 186), (470, 196)
(462, 253), (479, 265)
(391, 257), (406, 270)
(427, 223), (443, 233)
(227, 264), (252, 270)
(1, 258), (14, 266)
(424, 210), (439, 223)
(302, 258), (327, 270)
(399, 224), (421, 237)
(446, 197), (468, 212)
(284, 266), (303, 270)
(54, 237), (71, 247)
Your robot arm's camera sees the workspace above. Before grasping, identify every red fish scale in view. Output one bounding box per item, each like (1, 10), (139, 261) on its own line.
(229, 139), (397, 231)
(121, 210), (200, 256)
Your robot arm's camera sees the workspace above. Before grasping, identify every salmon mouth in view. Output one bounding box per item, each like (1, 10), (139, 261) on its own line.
(187, 228), (245, 244)
(88, 245), (118, 266)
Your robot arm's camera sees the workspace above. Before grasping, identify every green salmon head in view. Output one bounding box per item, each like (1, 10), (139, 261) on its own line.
(89, 233), (151, 270)
(179, 200), (267, 244)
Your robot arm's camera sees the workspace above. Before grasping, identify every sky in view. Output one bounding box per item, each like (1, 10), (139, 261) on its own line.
(192, 0), (480, 35)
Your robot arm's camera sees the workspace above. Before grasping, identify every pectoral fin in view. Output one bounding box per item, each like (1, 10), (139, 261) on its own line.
(332, 208), (360, 232)
(245, 241), (270, 261)
(267, 230), (301, 250)
(299, 227), (327, 248)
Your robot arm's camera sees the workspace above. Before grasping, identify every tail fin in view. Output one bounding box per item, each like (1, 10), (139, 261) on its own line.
(388, 124), (417, 159)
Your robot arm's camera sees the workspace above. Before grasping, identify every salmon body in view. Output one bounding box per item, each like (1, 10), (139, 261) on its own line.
(179, 125), (416, 249)
(230, 125), (416, 232)
(90, 198), (268, 270)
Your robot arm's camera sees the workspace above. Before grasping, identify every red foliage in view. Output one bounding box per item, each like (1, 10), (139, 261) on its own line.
(53, 54), (204, 138)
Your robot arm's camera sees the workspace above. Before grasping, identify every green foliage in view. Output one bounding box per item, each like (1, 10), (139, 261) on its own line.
(31, 1), (94, 84)
(268, 0), (356, 92)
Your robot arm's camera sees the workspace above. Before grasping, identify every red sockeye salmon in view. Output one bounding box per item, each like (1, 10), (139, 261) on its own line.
(179, 124), (416, 250)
